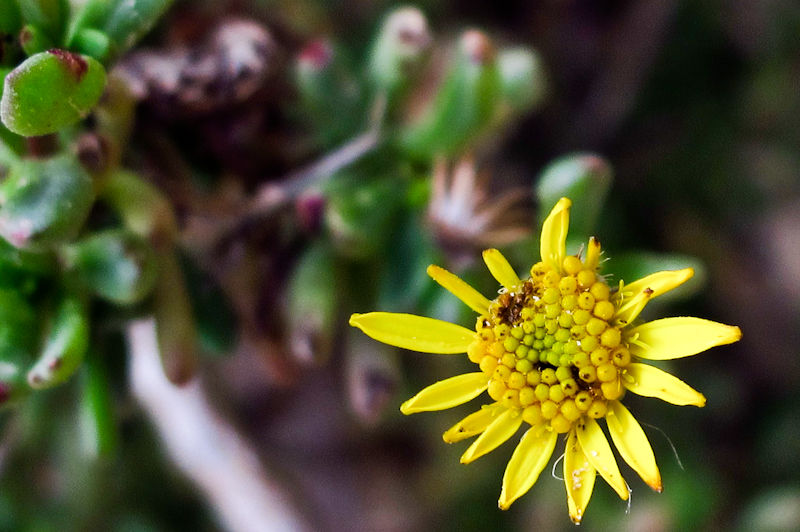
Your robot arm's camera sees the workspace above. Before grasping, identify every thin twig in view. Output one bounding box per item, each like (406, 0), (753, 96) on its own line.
(210, 129), (382, 247)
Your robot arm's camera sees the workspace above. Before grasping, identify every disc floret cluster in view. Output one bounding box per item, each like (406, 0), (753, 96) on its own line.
(472, 252), (631, 435)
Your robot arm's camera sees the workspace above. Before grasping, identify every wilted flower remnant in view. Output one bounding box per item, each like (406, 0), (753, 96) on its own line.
(351, 198), (741, 522)
(428, 155), (531, 261)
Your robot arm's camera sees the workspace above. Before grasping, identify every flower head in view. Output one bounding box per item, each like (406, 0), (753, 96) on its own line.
(350, 197), (741, 523)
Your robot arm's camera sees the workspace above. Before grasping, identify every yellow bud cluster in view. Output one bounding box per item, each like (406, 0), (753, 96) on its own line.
(471, 255), (631, 433)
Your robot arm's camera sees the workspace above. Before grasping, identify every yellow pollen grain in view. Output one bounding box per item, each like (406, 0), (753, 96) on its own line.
(534, 383), (550, 401)
(579, 366), (597, 383)
(515, 359), (533, 373)
(488, 342), (505, 359)
(543, 271), (561, 288)
(589, 282), (610, 300)
(561, 294), (578, 310)
(494, 365), (511, 381)
(561, 399), (581, 421)
(577, 269), (595, 289)
(563, 256), (583, 275)
(519, 386), (536, 406)
(526, 371), (541, 386)
(611, 347), (631, 367)
(467, 341), (486, 363)
(600, 328), (621, 348)
(561, 378), (579, 396)
(522, 405), (543, 425)
(597, 363), (618, 382)
(558, 276), (578, 295)
(488, 380), (506, 401)
(504, 336), (520, 352)
(586, 317), (607, 336)
(578, 292), (596, 310)
(555, 366), (572, 382)
(549, 385), (566, 403)
(479, 355), (498, 374)
(573, 309), (591, 325)
(508, 372), (527, 389)
(593, 300), (615, 320)
(575, 391), (591, 411)
(590, 347), (610, 366)
(551, 414), (572, 433)
(502, 389), (521, 408)
(587, 401), (607, 419)
(541, 400), (559, 419)
(601, 380), (624, 400)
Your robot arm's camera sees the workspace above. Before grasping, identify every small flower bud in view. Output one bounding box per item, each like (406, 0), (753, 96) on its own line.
(287, 242), (338, 365)
(402, 29), (501, 157)
(295, 39), (362, 146)
(345, 328), (400, 425)
(497, 47), (547, 114)
(368, 7), (430, 102)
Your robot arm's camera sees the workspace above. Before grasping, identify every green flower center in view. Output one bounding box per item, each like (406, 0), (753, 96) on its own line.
(468, 255), (630, 433)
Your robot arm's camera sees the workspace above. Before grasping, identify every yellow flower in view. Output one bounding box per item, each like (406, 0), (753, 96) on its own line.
(350, 197), (741, 523)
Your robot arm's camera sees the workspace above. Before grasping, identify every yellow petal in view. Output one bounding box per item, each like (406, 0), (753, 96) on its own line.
(427, 265), (491, 314)
(461, 409), (523, 464)
(606, 401), (662, 491)
(564, 428), (596, 524)
(575, 417), (629, 500)
(623, 363), (706, 406)
(628, 317), (741, 360)
(613, 268), (694, 302)
(443, 403), (504, 443)
(585, 236), (602, 271)
(400, 372), (489, 414)
(540, 197), (571, 271)
(349, 312), (475, 354)
(613, 288), (653, 327)
(482, 249), (520, 290)
(498, 425), (557, 510)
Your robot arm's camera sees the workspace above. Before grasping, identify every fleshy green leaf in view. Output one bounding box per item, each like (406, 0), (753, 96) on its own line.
(0, 153), (95, 249)
(0, 288), (38, 407)
(102, 0), (175, 56)
(27, 291), (89, 389)
(62, 229), (158, 305)
(1, 50), (107, 136)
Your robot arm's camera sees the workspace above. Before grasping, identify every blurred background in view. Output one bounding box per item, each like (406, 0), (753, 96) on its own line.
(1, 0), (799, 531)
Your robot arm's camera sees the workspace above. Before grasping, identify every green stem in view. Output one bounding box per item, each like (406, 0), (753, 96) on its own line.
(102, 170), (198, 384)
(80, 347), (118, 458)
